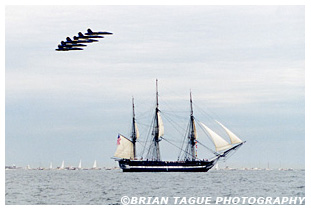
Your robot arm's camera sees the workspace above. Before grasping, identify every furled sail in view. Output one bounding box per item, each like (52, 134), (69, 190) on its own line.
(192, 118), (198, 139)
(134, 122), (140, 139)
(114, 134), (134, 159)
(157, 112), (164, 138)
(200, 122), (232, 152)
(216, 120), (243, 144)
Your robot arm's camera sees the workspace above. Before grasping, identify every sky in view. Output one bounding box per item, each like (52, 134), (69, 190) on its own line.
(4, 5), (306, 169)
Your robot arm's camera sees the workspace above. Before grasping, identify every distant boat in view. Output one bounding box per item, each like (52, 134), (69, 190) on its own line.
(91, 160), (99, 170)
(49, 162), (53, 170)
(78, 160), (82, 170)
(59, 160), (65, 170)
(113, 80), (246, 172)
(214, 163), (219, 170)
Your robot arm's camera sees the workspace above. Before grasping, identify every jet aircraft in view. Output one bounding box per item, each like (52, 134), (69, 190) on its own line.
(85, 28), (113, 35)
(66, 37), (93, 43)
(60, 41), (87, 47)
(77, 32), (104, 39)
(55, 45), (84, 51)
(56, 29), (112, 52)
(73, 36), (98, 42)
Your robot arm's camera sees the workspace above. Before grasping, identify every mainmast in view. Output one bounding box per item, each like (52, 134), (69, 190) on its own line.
(153, 79), (161, 161)
(131, 97), (137, 159)
(186, 91), (197, 160)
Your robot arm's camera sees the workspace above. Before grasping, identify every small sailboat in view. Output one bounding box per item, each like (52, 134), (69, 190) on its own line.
(113, 80), (245, 172)
(91, 160), (100, 170)
(58, 160), (65, 170)
(214, 162), (219, 170)
(78, 160), (82, 170)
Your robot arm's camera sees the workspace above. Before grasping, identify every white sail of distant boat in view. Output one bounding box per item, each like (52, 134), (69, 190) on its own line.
(215, 162), (219, 170)
(49, 162), (53, 170)
(215, 121), (243, 144)
(78, 160), (82, 169)
(200, 122), (232, 152)
(60, 160), (65, 169)
(93, 160), (97, 169)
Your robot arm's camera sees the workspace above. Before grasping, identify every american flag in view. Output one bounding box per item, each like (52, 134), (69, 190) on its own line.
(117, 134), (121, 145)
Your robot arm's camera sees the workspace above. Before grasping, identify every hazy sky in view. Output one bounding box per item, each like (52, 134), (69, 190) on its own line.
(5, 5), (305, 169)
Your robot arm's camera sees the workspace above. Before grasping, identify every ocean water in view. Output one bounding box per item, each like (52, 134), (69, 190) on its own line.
(5, 169), (305, 205)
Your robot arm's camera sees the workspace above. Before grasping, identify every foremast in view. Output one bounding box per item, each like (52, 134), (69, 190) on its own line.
(152, 79), (162, 161)
(114, 98), (139, 160)
(131, 97), (139, 159)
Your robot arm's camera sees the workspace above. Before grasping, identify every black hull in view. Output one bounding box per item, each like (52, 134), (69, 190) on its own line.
(118, 159), (217, 172)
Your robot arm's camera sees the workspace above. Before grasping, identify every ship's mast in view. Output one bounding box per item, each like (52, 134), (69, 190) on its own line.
(153, 79), (161, 161)
(189, 91), (197, 160)
(131, 97), (137, 159)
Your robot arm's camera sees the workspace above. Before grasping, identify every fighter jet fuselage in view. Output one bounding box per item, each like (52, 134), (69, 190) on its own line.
(77, 32), (103, 39)
(55, 45), (84, 51)
(85, 28), (113, 35)
(73, 36), (98, 42)
(61, 41), (87, 47)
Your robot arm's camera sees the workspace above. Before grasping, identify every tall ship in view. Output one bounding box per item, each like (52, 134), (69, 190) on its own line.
(113, 80), (245, 172)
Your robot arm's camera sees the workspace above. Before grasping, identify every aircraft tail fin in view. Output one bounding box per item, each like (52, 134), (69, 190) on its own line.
(87, 28), (93, 34)
(66, 37), (72, 41)
(78, 32), (84, 36)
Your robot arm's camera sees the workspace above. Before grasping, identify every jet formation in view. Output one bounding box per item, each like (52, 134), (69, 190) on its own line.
(55, 29), (113, 51)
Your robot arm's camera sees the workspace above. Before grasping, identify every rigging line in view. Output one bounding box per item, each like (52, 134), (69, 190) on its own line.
(136, 107), (154, 120)
(160, 110), (187, 131)
(159, 98), (189, 115)
(161, 110), (189, 113)
(195, 118), (216, 145)
(177, 121), (190, 160)
(196, 140), (219, 156)
(161, 137), (194, 159)
(136, 121), (153, 128)
(192, 101), (218, 122)
(145, 113), (158, 159)
(194, 118), (220, 156)
(160, 111), (188, 120)
(140, 113), (155, 158)
(160, 111), (188, 138)
(193, 104), (244, 139)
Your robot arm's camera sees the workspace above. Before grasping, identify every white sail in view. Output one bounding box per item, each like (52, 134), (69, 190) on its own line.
(200, 122), (232, 152)
(215, 162), (219, 170)
(93, 160), (97, 168)
(192, 119), (198, 139)
(49, 162), (53, 170)
(134, 122), (140, 139)
(78, 160), (82, 169)
(216, 121), (243, 144)
(114, 134), (134, 159)
(60, 160), (64, 169)
(157, 112), (164, 137)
